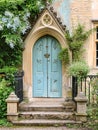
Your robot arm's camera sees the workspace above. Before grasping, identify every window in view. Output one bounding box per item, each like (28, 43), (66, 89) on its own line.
(96, 42), (98, 66)
(96, 27), (98, 40)
(92, 22), (98, 67)
(96, 27), (98, 66)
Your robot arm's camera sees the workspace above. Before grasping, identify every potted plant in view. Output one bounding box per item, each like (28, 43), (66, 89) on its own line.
(68, 61), (90, 80)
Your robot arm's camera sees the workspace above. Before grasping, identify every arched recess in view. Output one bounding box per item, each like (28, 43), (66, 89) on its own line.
(23, 27), (67, 100)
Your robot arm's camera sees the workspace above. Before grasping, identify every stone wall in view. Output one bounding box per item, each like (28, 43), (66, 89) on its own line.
(53, 0), (98, 74)
(70, 0), (92, 29)
(92, 0), (98, 19)
(52, 0), (71, 30)
(70, 0), (93, 71)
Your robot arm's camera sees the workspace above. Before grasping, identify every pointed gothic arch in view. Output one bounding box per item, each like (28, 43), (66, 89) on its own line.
(23, 8), (69, 101)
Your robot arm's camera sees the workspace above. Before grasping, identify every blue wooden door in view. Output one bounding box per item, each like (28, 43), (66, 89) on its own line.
(33, 35), (62, 97)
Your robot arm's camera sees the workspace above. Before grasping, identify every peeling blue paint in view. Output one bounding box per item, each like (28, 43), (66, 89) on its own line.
(52, 0), (71, 30)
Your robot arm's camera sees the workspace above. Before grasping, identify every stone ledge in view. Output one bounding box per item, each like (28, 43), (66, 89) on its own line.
(75, 113), (87, 116)
(7, 113), (19, 116)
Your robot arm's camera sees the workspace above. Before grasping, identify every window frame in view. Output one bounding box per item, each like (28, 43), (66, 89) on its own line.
(93, 23), (98, 67)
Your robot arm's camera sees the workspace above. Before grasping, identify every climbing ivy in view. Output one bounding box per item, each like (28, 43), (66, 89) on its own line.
(65, 24), (92, 61)
(58, 48), (70, 66)
(59, 24), (93, 66)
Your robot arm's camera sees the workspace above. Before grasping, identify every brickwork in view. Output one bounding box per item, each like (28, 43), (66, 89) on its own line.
(70, 0), (92, 29)
(92, 0), (98, 19)
(69, 0), (98, 73)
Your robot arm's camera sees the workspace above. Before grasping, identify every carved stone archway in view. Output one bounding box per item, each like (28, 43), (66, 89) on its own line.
(23, 7), (69, 101)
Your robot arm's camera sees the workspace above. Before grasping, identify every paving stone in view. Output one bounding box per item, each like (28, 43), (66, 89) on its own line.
(0, 127), (91, 130)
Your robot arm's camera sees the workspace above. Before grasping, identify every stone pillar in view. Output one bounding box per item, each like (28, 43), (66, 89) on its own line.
(75, 92), (88, 122)
(6, 92), (19, 121)
(63, 87), (76, 113)
(66, 87), (72, 100)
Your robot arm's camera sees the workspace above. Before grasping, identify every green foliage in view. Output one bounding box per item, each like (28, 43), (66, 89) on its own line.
(84, 105), (98, 130)
(0, 79), (13, 118)
(58, 48), (70, 66)
(0, 41), (22, 68)
(0, 66), (17, 118)
(68, 61), (90, 79)
(65, 106), (98, 130)
(0, 118), (13, 127)
(0, 66), (17, 86)
(0, 0), (24, 10)
(90, 78), (98, 104)
(0, 0), (46, 68)
(65, 24), (92, 61)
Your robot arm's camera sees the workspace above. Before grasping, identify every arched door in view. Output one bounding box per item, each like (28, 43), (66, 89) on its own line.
(33, 35), (62, 97)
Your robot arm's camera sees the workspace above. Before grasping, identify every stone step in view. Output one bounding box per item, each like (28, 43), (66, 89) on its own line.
(19, 99), (75, 112)
(19, 104), (66, 112)
(19, 111), (75, 120)
(19, 104), (75, 112)
(29, 98), (65, 103)
(12, 119), (81, 126)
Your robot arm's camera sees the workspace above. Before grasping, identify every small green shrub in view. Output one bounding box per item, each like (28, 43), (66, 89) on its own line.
(0, 118), (13, 127)
(0, 66), (17, 87)
(68, 61), (90, 79)
(84, 105), (98, 130)
(0, 79), (13, 118)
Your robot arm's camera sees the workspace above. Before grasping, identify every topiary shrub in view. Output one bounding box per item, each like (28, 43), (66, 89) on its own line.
(68, 61), (90, 79)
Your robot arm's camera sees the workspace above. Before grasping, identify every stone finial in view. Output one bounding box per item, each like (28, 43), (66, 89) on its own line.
(6, 92), (19, 103)
(46, 0), (50, 8)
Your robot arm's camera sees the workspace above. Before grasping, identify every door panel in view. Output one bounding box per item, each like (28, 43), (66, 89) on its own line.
(33, 35), (62, 97)
(48, 38), (62, 97)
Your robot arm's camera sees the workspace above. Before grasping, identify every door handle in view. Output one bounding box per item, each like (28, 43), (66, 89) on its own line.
(44, 53), (50, 58)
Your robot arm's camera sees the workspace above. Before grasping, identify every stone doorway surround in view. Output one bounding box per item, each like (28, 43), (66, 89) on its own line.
(23, 5), (70, 101)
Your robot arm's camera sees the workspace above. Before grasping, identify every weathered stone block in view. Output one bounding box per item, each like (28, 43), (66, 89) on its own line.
(6, 92), (19, 121)
(74, 92), (88, 122)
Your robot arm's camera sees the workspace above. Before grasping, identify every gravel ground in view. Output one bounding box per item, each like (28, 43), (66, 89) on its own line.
(0, 127), (93, 130)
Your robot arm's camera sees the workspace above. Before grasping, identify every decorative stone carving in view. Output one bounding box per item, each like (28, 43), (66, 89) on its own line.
(23, 7), (67, 100)
(42, 13), (52, 26)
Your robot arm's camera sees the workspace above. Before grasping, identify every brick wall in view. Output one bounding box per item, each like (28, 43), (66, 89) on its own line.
(52, 0), (98, 73)
(70, 0), (92, 29)
(92, 0), (98, 19)
(70, 0), (94, 70)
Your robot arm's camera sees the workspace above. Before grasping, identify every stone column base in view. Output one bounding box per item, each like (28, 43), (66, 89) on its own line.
(7, 113), (18, 121)
(75, 113), (87, 122)
(63, 99), (76, 112)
